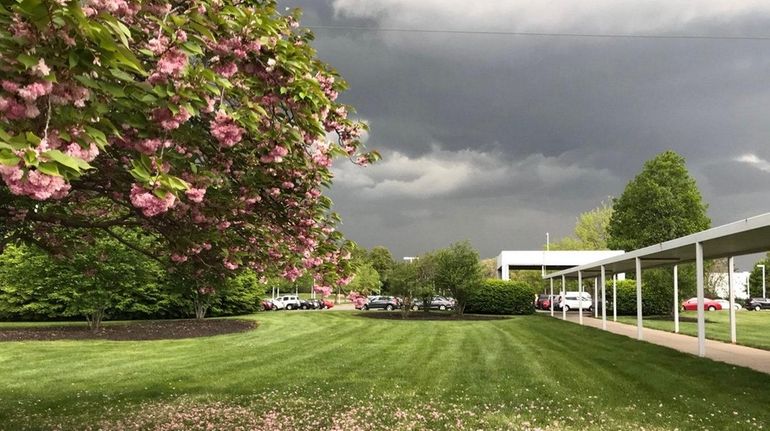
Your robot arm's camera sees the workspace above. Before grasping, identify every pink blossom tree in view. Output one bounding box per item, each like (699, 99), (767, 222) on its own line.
(0, 0), (377, 316)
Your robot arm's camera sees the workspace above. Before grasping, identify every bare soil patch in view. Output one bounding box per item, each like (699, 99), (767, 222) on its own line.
(356, 311), (510, 321)
(0, 319), (257, 342)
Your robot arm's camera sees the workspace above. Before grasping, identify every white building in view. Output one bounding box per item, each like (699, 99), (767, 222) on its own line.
(708, 272), (751, 299)
(496, 250), (625, 280)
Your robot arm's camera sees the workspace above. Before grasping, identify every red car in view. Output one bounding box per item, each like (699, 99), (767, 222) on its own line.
(322, 299), (334, 309)
(681, 297), (722, 311)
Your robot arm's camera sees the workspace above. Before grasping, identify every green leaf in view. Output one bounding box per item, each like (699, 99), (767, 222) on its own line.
(37, 162), (61, 177)
(42, 150), (93, 172)
(84, 126), (108, 149)
(74, 75), (101, 89)
(109, 68), (134, 82)
(0, 151), (19, 166)
(17, 54), (38, 69)
(25, 132), (41, 145)
(182, 42), (203, 56)
(100, 82), (126, 97)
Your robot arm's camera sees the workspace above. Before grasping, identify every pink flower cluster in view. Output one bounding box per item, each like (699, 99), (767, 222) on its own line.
(65, 142), (100, 162)
(135, 138), (172, 155)
(171, 253), (188, 263)
(129, 183), (177, 217)
(347, 291), (367, 308)
(261, 145), (288, 163)
(316, 72), (338, 101)
(83, 0), (137, 17)
(210, 112), (244, 148)
(185, 187), (206, 203)
(152, 107), (191, 130)
(51, 82), (90, 107)
(149, 48), (188, 84)
(313, 285), (332, 298)
(0, 165), (71, 200)
(210, 37), (261, 59)
(214, 62), (238, 78)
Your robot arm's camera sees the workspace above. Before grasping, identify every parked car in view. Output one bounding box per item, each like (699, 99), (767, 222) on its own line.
(412, 296), (454, 311)
(273, 295), (302, 310)
(261, 300), (277, 311)
(557, 292), (592, 312)
(536, 294), (551, 310)
(713, 299), (742, 311)
(362, 296), (401, 311)
(322, 299), (335, 309)
(747, 298), (770, 311)
(681, 297), (722, 311)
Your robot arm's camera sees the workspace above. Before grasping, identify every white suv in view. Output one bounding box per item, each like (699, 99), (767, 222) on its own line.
(558, 291), (593, 312)
(272, 295), (302, 310)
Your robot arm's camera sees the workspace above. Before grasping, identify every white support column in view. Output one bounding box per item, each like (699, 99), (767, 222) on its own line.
(549, 278), (554, 317)
(635, 257), (643, 341)
(612, 274), (617, 322)
(728, 257), (737, 344)
(673, 265), (680, 334)
(601, 266), (607, 330)
(578, 271), (584, 325)
(561, 275), (566, 320)
(594, 278), (598, 318)
(696, 242), (706, 357)
(501, 264), (510, 281)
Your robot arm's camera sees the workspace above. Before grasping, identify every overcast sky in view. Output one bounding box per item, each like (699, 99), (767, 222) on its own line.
(279, 0), (770, 266)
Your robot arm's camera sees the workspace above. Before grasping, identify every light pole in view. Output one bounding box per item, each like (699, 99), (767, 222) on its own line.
(758, 264), (766, 298)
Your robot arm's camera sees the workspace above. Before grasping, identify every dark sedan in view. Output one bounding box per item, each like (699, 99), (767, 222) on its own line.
(362, 296), (401, 311)
(747, 298), (770, 311)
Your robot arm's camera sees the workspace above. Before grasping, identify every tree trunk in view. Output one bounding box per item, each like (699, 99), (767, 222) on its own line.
(193, 298), (208, 319)
(86, 309), (105, 332)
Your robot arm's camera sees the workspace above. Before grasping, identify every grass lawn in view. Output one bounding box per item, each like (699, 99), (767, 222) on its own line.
(615, 310), (770, 350)
(1, 312), (769, 430)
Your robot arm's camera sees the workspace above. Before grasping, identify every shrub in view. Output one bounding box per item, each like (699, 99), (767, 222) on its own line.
(613, 279), (675, 316)
(465, 279), (535, 315)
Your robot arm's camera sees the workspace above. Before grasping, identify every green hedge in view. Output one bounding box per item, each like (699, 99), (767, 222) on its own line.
(613, 278), (675, 316)
(465, 279), (535, 315)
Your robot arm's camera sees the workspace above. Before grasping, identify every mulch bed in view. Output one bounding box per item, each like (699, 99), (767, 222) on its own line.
(0, 319), (258, 342)
(356, 311), (510, 321)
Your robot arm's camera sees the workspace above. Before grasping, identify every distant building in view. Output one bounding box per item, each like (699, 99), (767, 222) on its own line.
(496, 250), (625, 280)
(708, 272), (751, 299)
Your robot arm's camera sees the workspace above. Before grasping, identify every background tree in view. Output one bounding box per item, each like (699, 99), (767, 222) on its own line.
(347, 262), (381, 296)
(479, 258), (497, 279)
(608, 151), (710, 251)
(550, 200), (614, 250)
(607, 150), (710, 313)
(388, 261), (419, 318)
(0, 236), (176, 330)
(0, 0), (376, 305)
(749, 253), (770, 297)
(367, 246), (394, 292)
(434, 241), (483, 315)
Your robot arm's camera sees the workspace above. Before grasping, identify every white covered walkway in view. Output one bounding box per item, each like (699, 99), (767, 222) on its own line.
(543, 212), (770, 358)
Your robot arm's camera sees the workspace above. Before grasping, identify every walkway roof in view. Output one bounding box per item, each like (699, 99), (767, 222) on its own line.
(544, 212), (770, 279)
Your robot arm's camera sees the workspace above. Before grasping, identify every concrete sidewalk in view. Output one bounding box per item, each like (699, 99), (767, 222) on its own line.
(554, 312), (770, 375)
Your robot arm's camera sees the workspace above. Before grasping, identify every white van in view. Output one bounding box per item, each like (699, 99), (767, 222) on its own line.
(557, 291), (592, 312)
(272, 295), (302, 310)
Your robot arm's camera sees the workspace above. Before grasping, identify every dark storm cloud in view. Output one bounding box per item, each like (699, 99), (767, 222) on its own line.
(278, 0), (770, 258)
